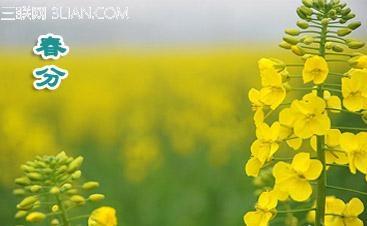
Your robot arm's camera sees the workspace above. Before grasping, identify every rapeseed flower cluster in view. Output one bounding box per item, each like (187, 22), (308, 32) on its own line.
(244, 0), (367, 225)
(13, 152), (117, 226)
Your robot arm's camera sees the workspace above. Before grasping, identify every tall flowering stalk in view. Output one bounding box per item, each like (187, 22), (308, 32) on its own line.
(14, 152), (117, 226)
(244, 0), (367, 225)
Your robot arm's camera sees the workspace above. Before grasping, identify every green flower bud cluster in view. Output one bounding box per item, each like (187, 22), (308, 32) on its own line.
(14, 152), (105, 226)
(280, 0), (365, 57)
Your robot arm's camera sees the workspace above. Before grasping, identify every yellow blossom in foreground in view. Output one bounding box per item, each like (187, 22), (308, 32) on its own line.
(245, 122), (281, 177)
(310, 129), (348, 165)
(342, 69), (367, 112)
(325, 197), (364, 226)
(273, 152), (322, 202)
(88, 206), (117, 226)
(244, 191), (278, 226)
(278, 107), (303, 150)
(323, 90), (341, 113)
(340, 132), (367, 174)
(291, 93), (331, 138)
(258, 58), (287, 110)
(303, 55), (329, 84)
(248, 88), (265, 127)
(258, 58), (285, 74)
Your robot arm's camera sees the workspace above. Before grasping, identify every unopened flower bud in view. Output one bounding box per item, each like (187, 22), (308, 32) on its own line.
(347, 40), (365, 49)
(283, 35), (299, 45)
(61, 183), (73, 191)
(67, 156), (84, 173)
(20, 165), (34, 172)
(50, 186), (60, 195)
(26, 212), (46, 223)
(285, 29), (301, 36)
(15, 210), (28, 219)
(337, 28), (352, 36)
(321, 18), (330, 26)
(27, 172), (43, 181)
(300, 6), (313, 16)
(18, 196), (38, 209)
(297, 20), (309, 29)
(325, 42), (334, 49)
(51, 219), (60, 225)
(13, 189), (26, 196)
(89, 194), (105, 202)
(341, 8), (351, 15)
(82, 181), (100, 190)
(291, 46), (305, 56)
(56, 151), (67, 162)
(66, 188), (78, 195)
(70, 195), (86, 205)
(332, 44), (344, 52)
(302, 54), (313, 60)
(296, 7), (308, 20)
(302, 0), (313, 7)
(51, 205), (59, 213)
(56, 165), (67, 175)
(30, 185), (42, 193)
(343, 13), (356, 20)
(15, 177), (31, 186)
(72, 170), (82, 179)
(303, 36), (314, 45)
(279, 41), (291, 49)
(348, 21), (361, 30)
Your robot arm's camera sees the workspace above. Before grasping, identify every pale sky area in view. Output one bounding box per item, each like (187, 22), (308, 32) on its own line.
(0, 0), (366, 46)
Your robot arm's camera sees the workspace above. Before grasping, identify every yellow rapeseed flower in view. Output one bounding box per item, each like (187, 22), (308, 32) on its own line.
(258, 59), (287, 110)
(243, 191), (278, 226)
(88, 206), (117, 226)
(340, 132), (367, 174)
(325, 197), (364, 226)
(278, 107), (303, 150)
(273, 153), (322, 202)
(245, 122), (281, 177)
(323, 90), (341, 113)
(291, 93), (331, 138)
(342, 69), (367, 111)
(310, 129), (348, 165)
(302, 55), (329, 84)
(252, 122), (280, 162)
(248, 88), (265, 127)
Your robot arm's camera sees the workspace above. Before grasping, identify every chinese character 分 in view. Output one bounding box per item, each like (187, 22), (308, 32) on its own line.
(33, 65), (68, 90)
(33, 33), (69, 60)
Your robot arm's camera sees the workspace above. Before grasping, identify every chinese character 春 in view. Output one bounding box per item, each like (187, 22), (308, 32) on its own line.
(33, 33), (69, 59)
(33, 65), (68, 90)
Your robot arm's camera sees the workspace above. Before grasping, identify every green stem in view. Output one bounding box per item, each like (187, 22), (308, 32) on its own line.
(277, 208), (316, 214)
(67, 215), (90, 221)
(331, 126), (367, 131)
(315, 12), (328, 226)
(327, 185), (367, 196)
(326, 108), (362, 116)
(56, 195), (70, 226)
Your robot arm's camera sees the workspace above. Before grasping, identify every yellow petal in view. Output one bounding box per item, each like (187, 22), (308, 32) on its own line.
(344, 218), (363, 226)
(288, 179), (312, 202)
(245, 157), (263, 177)
(287, 138), (302, 150)
(345, 198), (364, 217)
(326, 198), (345, 215)
(291, 152), (311, 173)
(258, 191), (278, 210)
(303, 160), (323, 180)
